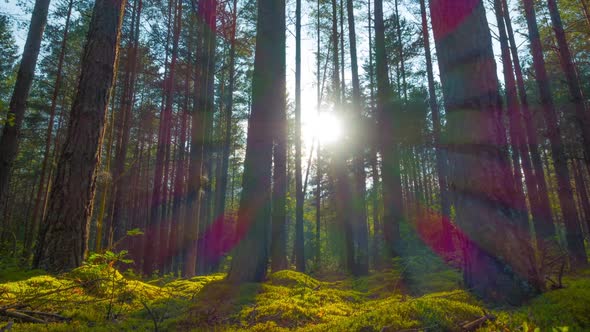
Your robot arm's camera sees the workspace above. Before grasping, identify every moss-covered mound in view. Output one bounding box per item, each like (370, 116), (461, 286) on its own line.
(1, 267), (589, 331)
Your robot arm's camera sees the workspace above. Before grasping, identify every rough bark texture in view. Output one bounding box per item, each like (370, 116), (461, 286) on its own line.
(33, 0), (126, 273)
(430, 0), (540, 303)
(227, 0), (285, 283)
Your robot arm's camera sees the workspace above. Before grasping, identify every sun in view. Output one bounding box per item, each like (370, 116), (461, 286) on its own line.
(302, 111), (343, 148)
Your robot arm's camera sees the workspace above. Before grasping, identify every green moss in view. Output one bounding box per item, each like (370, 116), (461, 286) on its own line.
(483, 274), (590, 331)
(2, 267), (589, 331)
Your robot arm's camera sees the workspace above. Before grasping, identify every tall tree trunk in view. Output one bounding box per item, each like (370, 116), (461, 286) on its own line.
(0, 0), (51, 211)
(23, 0), (74, 262)
(375, 0), (404, 259)
(522, 0), (587, 267)
(270, 2), (288, 271)
(145, 0), (173, 275)
(394, 0), (407, 102)
(33, 0), (126, 273)
(95, 85), (118, 252)
(196, 0), (217, 276)
(419, 0), (453, 252)
(109, 0), (143, 248)
(293, 0), (305, 273)
(430, 0), (541, 303)
(215, 0), (237, 249)
(183, 1), (213, 278)
(227, 0), (285, 283)
(331, 0), (353, 272)
(493, 0), (532, 240)
(313, 0), (322, 271)
(501, 0), (555, 243)
(547, 0), (590, 165)
(346, 0), (369, 276)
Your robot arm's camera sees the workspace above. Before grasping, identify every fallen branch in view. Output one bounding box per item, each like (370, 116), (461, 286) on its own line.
(19, 310), (70, 322)
(0, 309), (46, 324)
(460, 313), (496, 331)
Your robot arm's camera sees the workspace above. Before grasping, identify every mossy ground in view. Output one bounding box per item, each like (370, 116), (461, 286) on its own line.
(1, 264), (589, 331)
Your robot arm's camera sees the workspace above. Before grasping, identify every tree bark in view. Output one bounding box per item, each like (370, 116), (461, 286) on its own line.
(430, 0), (541, 303)
(226, 0), (285, 283)
(33, 0), (126, 273)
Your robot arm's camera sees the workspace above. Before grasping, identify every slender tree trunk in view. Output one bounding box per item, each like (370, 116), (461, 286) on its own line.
(0, 0), (51, 211)
(493, 0), (532, 239)
(420, 0), (453, 253)
(145, 0), (174, 275)
(293, 0), (305, 273)
(580, 0), (590, 30)
(375, 0), (403, 259)
(33, 0), (126, 273)
(501, 0), (555, 243)
(23, 0), (74, 262)
(215, 0), (237, 247)
(227, 0), (285, 283)
(523, 0), (587, 267)
(270, 5), (288, 271)
(394, 0), (407, 102)
(313, 0), (322, 271)
(573, 159), (590, 233)
(547, 0), (590, 165)
(95, 84), (118, 252)
(346, 0), (369, 276)
(109, 0), (143, 248)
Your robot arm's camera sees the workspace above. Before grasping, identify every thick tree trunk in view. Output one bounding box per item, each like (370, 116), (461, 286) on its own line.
(0, 0), (51, 211)
(430, 0), (541, 303)
(226, 0), (285, 283)
(522, 0), (588, 267)
(33, 0), (126, 273)
(375, 0), (403, 259)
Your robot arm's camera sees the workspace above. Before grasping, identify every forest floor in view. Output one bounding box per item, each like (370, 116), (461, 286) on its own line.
(1, 254), (590, 332)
